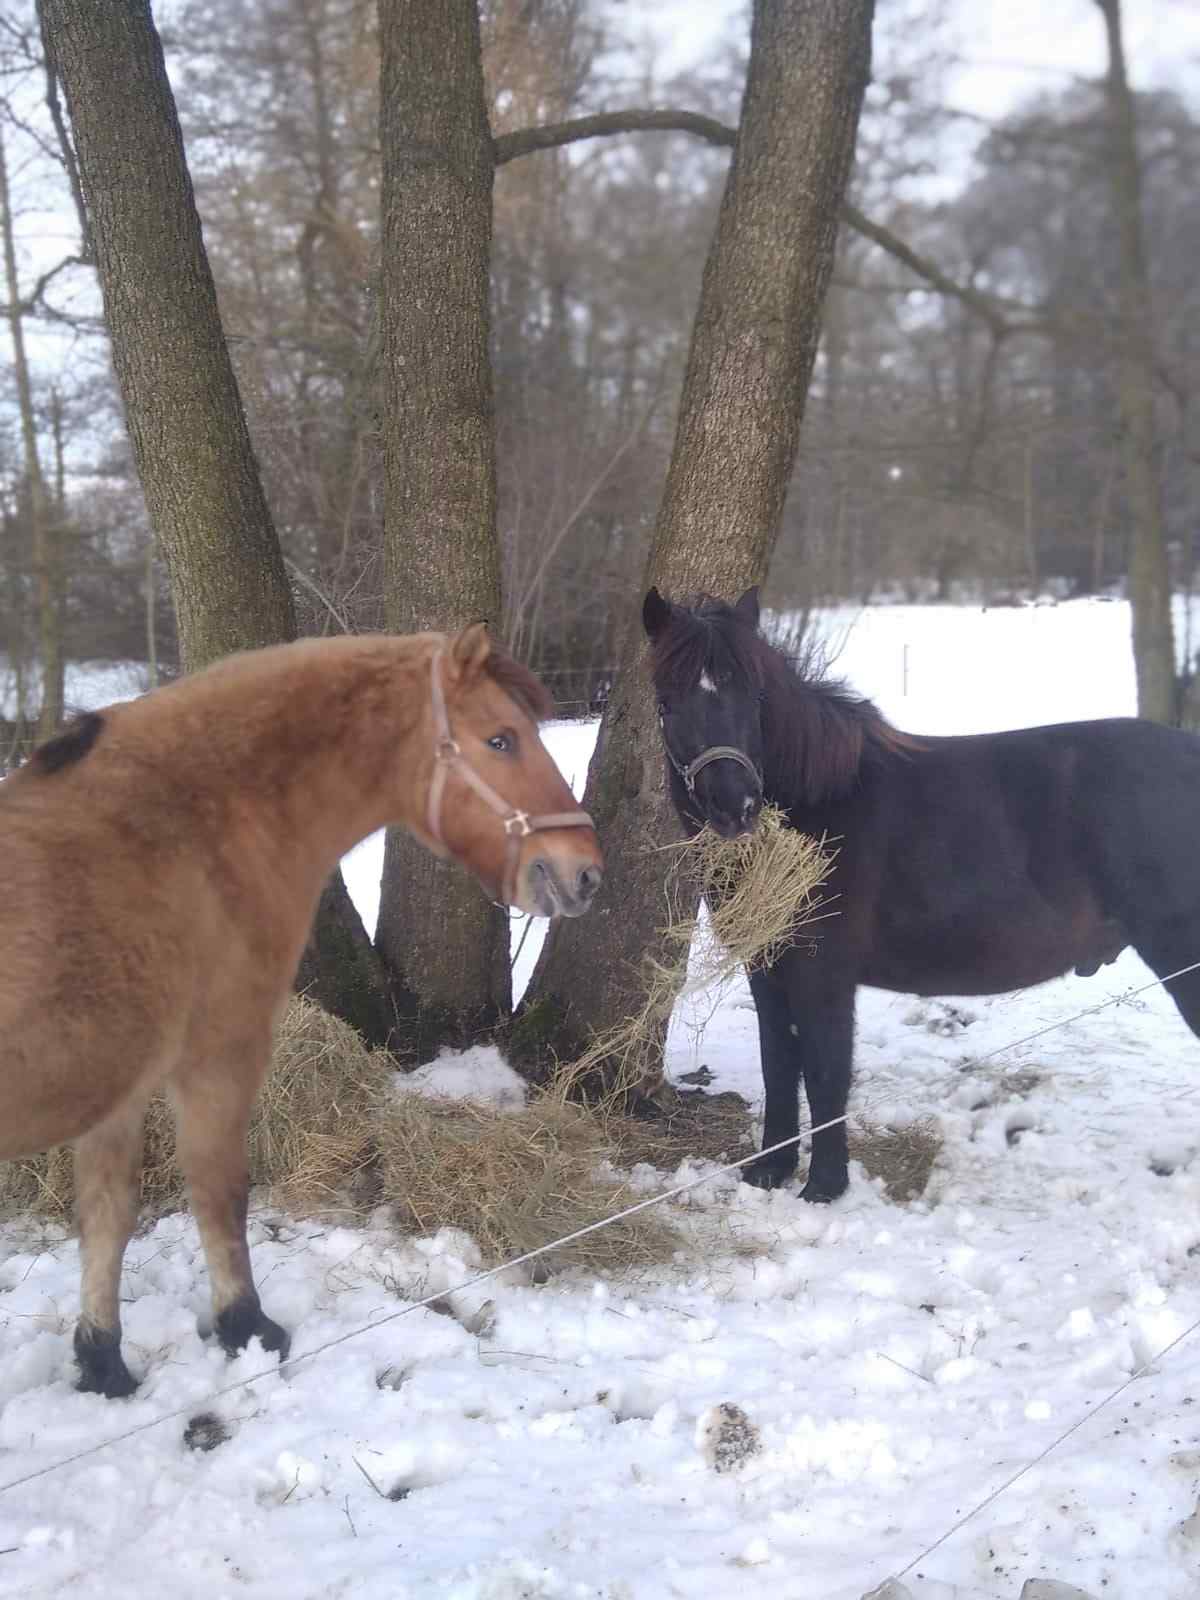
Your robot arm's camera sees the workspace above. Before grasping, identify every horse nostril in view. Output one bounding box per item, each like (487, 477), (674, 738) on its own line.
(577, 863), (602, 901)
(742, 795), (760, 822)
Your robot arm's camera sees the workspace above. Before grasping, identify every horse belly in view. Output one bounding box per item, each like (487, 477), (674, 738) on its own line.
(864, 900), (1125, 998)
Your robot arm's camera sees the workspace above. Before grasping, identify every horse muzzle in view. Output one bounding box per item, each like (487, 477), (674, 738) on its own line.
(705, 791), (763, 839)
(521, 853), (603, 918)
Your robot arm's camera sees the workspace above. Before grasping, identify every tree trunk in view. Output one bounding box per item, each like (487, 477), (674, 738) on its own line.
(1094, 0), (1175, 723)
(516, 0), (874, 1091)
(0, 121), (62, 740)
(374, 0), (510, 1055)
(39, 0), (396, 1043)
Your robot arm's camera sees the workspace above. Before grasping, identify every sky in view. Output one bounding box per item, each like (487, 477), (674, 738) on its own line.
(646, 0), (1200, 119)
(6, 0), (1199, 424)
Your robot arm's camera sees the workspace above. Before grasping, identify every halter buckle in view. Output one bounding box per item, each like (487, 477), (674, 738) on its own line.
(436, 736), (461, 762)
(503, 810), (534, 837)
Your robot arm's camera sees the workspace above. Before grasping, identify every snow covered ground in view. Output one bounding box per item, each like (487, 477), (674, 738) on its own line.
(4, 598), (1200, 1599)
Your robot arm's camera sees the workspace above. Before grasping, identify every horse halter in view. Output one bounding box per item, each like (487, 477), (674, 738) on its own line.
(425, 646), (595, 906)
(658, 712), (762, 799)
(666, 741), (762, 797)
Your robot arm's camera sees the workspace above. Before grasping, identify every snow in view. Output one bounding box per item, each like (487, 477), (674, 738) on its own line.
(0, 658), (149, 720)
(4, 597), (1200, 1599)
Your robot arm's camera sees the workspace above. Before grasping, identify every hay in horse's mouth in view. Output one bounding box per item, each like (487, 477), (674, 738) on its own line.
(555, 805), (837, 1103)
(672, 805), (839, 977)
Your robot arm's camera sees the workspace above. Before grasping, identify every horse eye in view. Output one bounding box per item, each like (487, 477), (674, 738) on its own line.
(487, 731), (514, 754)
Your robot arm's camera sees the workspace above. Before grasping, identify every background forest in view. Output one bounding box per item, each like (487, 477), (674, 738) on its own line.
(2, 0), (1196, 718)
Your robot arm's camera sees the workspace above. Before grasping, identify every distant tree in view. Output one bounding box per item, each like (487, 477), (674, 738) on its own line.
(1093, 0), (1174, 722)
(0, 120), (62, 739)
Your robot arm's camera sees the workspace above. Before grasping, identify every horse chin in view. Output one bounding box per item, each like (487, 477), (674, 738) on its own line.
(705, 814), (758, 841)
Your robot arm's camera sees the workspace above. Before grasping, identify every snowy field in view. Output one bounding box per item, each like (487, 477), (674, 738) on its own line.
(4, 598), (1200, 1599)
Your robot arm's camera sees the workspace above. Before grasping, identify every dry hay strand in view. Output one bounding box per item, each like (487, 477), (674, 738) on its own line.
(247, 997), (388, 1214)
(0, 997), (392, 1227)
(558, 805), (836, 1100)
(850, 1117), (943, 1203)
(611, 1090), (756, 1171)
(375, 1091), (680, 1275)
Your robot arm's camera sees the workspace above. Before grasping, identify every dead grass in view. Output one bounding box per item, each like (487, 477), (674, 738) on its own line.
(377, 1093), (679, 1276)
(850, 1117), (943, 1203)
(611, 1090), (756, 1171)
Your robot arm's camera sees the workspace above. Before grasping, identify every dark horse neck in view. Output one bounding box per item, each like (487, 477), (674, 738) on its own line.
(757, 642), (912, 814)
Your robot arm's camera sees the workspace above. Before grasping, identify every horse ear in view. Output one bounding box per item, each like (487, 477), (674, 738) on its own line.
(733, 586), (760, 629)
(449, 620), (491, 681)
(642, 586), (674, 641)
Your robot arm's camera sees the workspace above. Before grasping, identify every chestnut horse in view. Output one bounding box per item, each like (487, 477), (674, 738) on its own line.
(0, 625), (601, 1397)
(645, 585), (1200, 1201)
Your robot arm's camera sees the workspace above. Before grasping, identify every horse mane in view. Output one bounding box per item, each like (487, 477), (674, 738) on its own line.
(483, 644), (555, 723)
(650, 596), (914, 807)
(27, 711), (105, 775)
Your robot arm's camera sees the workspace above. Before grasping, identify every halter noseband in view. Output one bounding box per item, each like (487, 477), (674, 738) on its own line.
(666, 742), (761, 797)
(425, 646), (595, 906)
(657, 704), (761, 799)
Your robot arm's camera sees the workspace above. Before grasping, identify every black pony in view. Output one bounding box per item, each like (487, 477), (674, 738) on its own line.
(644, 585), (1200, 1201)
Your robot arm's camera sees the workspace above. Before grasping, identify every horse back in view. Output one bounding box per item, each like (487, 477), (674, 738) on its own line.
(800, 717), (1200, 997)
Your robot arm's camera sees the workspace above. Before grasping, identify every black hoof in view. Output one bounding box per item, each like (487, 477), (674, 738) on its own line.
(799, 1173), (848, 1205)
(74, 1323), (138, 1399)
(742, 1156), (797, 1191)
(215, 1296), (291, 1361)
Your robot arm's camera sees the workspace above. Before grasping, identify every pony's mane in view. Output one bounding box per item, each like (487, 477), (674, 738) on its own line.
(650, 596), (913, 806)
(485, 644), (555, 724)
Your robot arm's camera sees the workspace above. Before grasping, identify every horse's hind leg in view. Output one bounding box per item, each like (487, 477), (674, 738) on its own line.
(170, 1052), (289, 1361)
(73, 1096), (147, 1398)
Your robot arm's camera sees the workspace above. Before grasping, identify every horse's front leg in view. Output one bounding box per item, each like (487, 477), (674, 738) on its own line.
(743, 965), (854, 1202)
(743, 967), (802, 1190)
(169, 1049), (289, 1361)
(73, 1095), (150, 1397)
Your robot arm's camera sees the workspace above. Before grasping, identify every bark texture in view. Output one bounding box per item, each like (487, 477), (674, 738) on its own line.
(518, 0), (875, 1087)
(375, 0), (509, 1051)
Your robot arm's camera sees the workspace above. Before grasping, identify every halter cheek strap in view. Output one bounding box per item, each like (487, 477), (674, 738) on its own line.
(426, 646), (595, 906)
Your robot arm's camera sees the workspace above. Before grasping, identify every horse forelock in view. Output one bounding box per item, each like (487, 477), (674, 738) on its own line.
(650, 596), (765, 701)
(483, 646), (555, 723)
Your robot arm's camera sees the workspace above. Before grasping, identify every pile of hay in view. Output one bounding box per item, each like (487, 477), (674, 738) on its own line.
(377, 1092), (678, 1275)
(850, 1117), (943, 1203)
(559, 805), (835, 1099)
(0, 998), (680, 1274)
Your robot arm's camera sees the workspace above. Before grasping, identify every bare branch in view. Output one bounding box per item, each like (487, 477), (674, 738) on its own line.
(838, 201), (1015, 336)
(35, 0), (92, 260)
(493, 109), (736, 166)
(495, 108), (1023, 337)
(17, 252), (85, 315)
